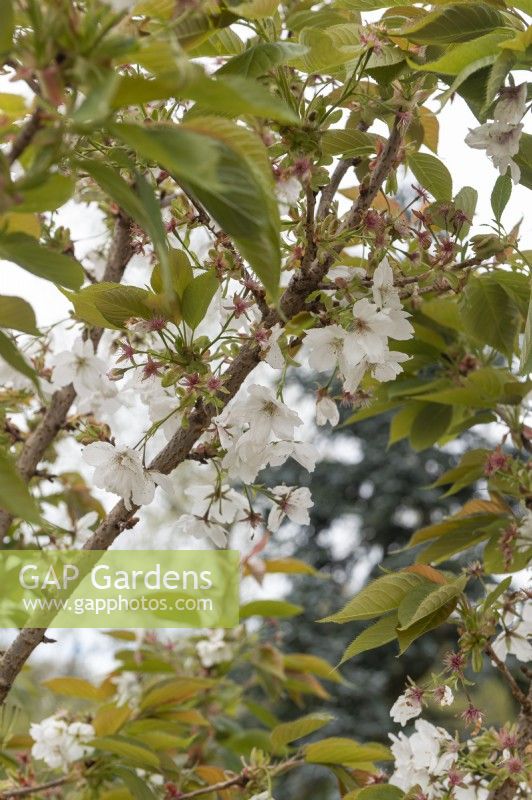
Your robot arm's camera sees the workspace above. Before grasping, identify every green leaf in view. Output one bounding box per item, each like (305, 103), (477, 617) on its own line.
(410, 403), (452, 451)
(67, 283), (153, 329)
(355, 787), (405, 800)
(453, 186), (477, 238)
(415, 528), (489, 563)
(0, 449), (40, 524)
(218, 42), (308, 78)
(409, 152), (452, 201)
(399, 4), (505, 44)
(409, 512), (503, 546)
(228, 0), (279, 19)
(0, 0), (13, 53)
(520, 278), (532, 374)
(459, 275), (520, 357)
(491, 173), (512, 223)
(134, 173), (172, 298)
(0, 296), (39, 335)
(321, 129), (377, 158)
(76, 159), (148, 228)
(181, 270), (219, 330)
(0, 330), (38, 385)
(321, 573), (427, 623)
(408, 30), (514, 76)
(111, 766), (158, 800)
(112, 121), (280, 297)
(92, 736), (161, 769)
(43, 676), (111, 701)
(339, 613), (399, 665)
(0, 233), (84, 290)
(271, 713), (333, 750)
(398, 577), (467, 630)
(239, 600), (303, 620)
(515, 132), (532, 190)
(397, 598), (458, 652)
(73, 74), (121, 125)
(185, 74), (299, 123)
(305, 738), (391, 767)
(151, 249), (193, 298)
(14, 174), (74, 213)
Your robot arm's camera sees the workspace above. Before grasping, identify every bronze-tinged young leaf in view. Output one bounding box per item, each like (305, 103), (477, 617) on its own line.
(92, 736), (161, 769)
(321, 573), (428, 623)
(305, 738), (392, 767)
(408, 512), (504, 546)
(283, 653), (342, 683)
(140, 678), (214, 710)
(270, 713), (334, 750)
(240, 599), (303, 620)
(0, 296), (39, 335)
(350, 787), (405, 800)
(339, 613), (399, 666)
(0, 0), (14, 53)
(43, 676), (115, 701)
(0, 450), (40, 524)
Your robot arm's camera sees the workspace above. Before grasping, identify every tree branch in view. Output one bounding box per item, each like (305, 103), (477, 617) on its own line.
(484, 643), (531, 712)
(0, 776), (69, 799)
(316, 157), (359, 221)
(0, 114), (407, 705)
(0, 215), (134, 538)
(7, 109), (44, 165)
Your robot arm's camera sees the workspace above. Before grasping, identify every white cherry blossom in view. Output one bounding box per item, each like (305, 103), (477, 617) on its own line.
(268, 485), (313, 531)
(372, 257), (401, 310)
(454, 775), (490, 800)
(112, 672), (142, 709)
(30, 716), (94, 771)
(491, 604), (532, 663)
(196, 630), (233, 668)
(465, 121), (524, 184)
(176, 513), (228, 548)
(390, 689), (423, 726)
(51, 338), (107, 396)
(494, 83), (527, 125)
(225, 385), (302, 443)
(263, 323), (284, 369)
(305, 324), (364, 375)
(351, 298), (393, 359)
(316, 395), (340, 427)
(82, 442), (173, 510)
(275, 175), (301, 211)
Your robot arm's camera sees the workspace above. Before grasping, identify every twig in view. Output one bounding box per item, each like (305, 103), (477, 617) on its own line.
(316, 157), (359, 221)
(484, 643), (531, 712)
(7, 109), (44, 165)
(0, 776), (69, 798)
(179, 773), (248, 798)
